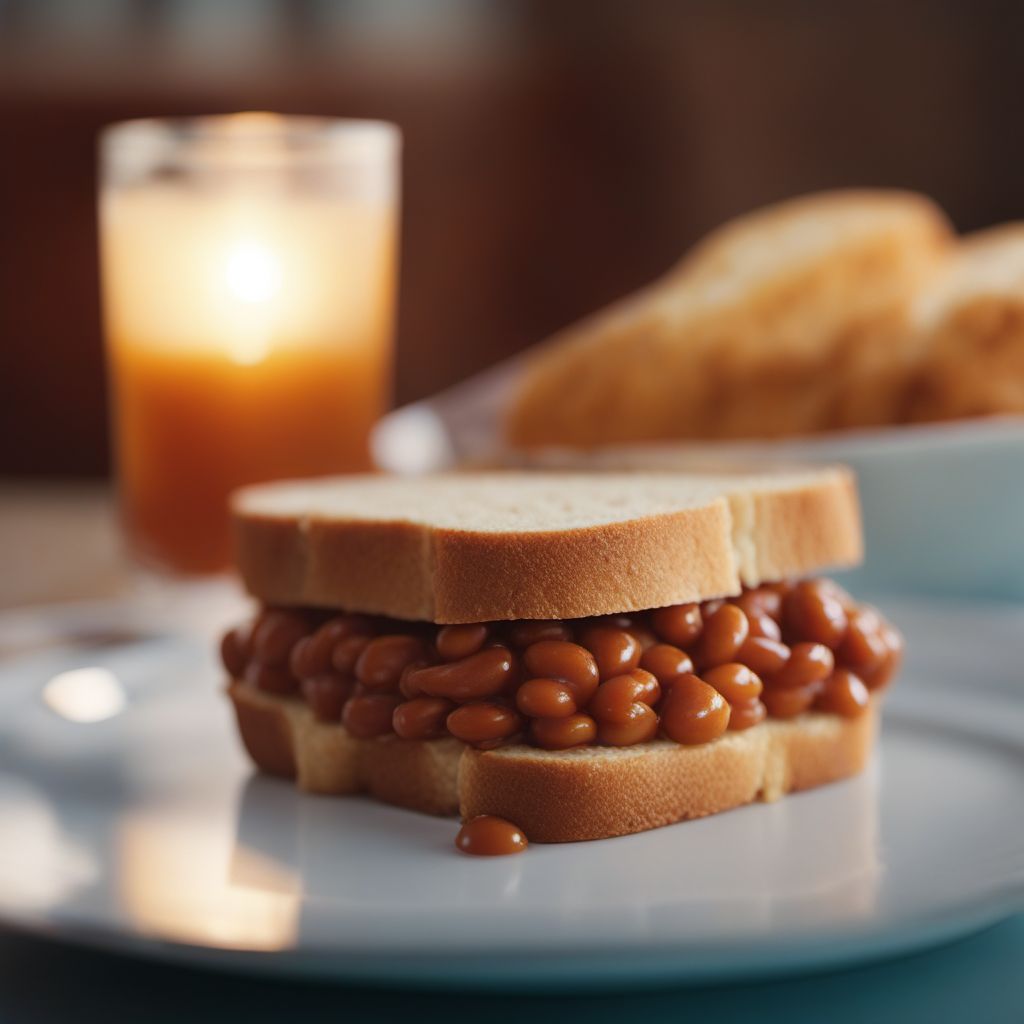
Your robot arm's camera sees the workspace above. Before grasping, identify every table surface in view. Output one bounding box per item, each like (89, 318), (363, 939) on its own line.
(0, 481), (1021, 1023)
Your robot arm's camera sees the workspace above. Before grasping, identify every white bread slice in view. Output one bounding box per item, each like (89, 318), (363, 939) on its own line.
(232, 468), (861, 622)
(505, 189), (951, 444)
(904, 224), (1024, 422)
(230, 684), (462, 815)
(229, 683), (875, 842)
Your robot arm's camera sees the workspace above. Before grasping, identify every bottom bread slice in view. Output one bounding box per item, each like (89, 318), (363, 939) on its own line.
(228, 683), (876, 842)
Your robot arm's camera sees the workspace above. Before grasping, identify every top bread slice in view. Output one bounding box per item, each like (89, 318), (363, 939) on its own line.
(232, 468), (861, 623)
(505, 189), (952, 445)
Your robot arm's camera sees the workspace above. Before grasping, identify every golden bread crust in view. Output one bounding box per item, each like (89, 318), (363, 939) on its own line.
(232, 469), (862, 621)
(228, 683), (875, 842)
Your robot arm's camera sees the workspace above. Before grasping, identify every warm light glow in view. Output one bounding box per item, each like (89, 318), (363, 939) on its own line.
(0, 776), (98, 911)
(101, 188), (395, 360)
(42, 667), (126, 723)
(118, 812), (300, 950)
(223, 240), (283, 304)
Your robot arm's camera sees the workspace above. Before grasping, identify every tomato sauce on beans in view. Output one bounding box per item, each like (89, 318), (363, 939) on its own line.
(222, 578), (900, 750)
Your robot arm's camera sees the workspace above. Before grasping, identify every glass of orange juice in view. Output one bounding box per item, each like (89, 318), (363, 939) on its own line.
(99, 114), (399, 574)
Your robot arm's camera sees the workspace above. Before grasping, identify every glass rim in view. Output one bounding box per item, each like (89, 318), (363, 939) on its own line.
(100, 112), (400, 171)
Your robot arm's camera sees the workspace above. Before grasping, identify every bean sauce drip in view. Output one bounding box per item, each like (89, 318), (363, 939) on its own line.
(221, 578), (902, 752)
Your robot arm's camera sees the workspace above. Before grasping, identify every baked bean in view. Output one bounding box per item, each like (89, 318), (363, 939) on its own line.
(398, 660), (430, 700)
(650, 603), (703, 647)
(523, 641), (599, 702)
(244, 661), (298, 695)
(660, 674), (730, 745)
(531, 713), (597, 750)
(581, 627), (641, 680)
(864, 626), (903, 690)
(702, 663), (763, 704)
(407, 647), (515, 701)
(736, 637), (791, 678)
(342, 693), (400, 738)
(252, 610), (310, 667)
(762, 683), (820, 719)
(728, 697), (767, 731)
(735, 587), (784, 622)
(745, 609), (782, 642)
(824, 578), (857, 612)
(515, 678), (577, 719)
(769, 642), (834, 690)
(455, 816), (528, 856)
(290, 616), (363, 679)
(589, 673), (652, 724)
(290, 636), (321, 680)
(355, 635), (427, 690)
(701, 598), (726, 617)
(447, 702), (523, 747)
(630, 668), (662, 705)
(816, 669), (870, 717)
(392, 696), (455, 740)
(436, 624), (489, 661)
(597, 703), (659, 746)
(837, 608), (887, 676)
(507, 620), (573, 647)
(331, 633), (372, 675)
(301, 673), (352, 722)
(639, 643), (694, 684)
(698, 604), (749, 667)
(625, 625), (659, 651)
(220, 623), (253, 677)
(783, 580), (848, 648)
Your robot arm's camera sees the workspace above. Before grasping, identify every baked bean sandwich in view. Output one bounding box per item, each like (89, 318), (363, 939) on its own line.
(220, 470), (901, 853)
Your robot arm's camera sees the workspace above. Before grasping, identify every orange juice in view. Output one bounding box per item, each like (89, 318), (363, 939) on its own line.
(108, 340), (389, 573)
(100, 122), (398, 573)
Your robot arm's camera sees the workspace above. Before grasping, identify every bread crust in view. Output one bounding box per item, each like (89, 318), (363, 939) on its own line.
(235, 502), (737, 623)
(232, 469), (861, 621)
(228, 683), (875, 842)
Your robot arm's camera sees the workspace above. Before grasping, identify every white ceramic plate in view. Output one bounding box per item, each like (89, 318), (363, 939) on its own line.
(0, 596), (1021, 989)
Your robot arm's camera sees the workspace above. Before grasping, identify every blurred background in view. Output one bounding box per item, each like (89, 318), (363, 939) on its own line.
(3, 0), (1024, 479)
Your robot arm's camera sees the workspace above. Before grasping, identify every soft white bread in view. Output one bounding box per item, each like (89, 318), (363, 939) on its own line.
(229, 683), (875, 841)
(230, 683), (462, 815)
(505, 189), (952, 444)
(905, 224), (1024, 422)
(232, 468), (862, 622)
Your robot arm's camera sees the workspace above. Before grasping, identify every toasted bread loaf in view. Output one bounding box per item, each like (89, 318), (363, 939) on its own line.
(505, 189), (952, 444)
(905, 224), (1024, 422)
(229, 684), (875, 842)
(232, 469), (861, 622)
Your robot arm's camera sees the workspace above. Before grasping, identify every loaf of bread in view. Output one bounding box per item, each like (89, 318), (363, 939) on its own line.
(232, 468), (862, 622)
(505, 189), (953, 444)
(229, 683), (876, 841)
(903, 224), (1024, 422)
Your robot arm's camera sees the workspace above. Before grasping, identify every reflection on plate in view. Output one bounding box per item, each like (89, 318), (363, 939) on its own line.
(0, 596), (1021, 988)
